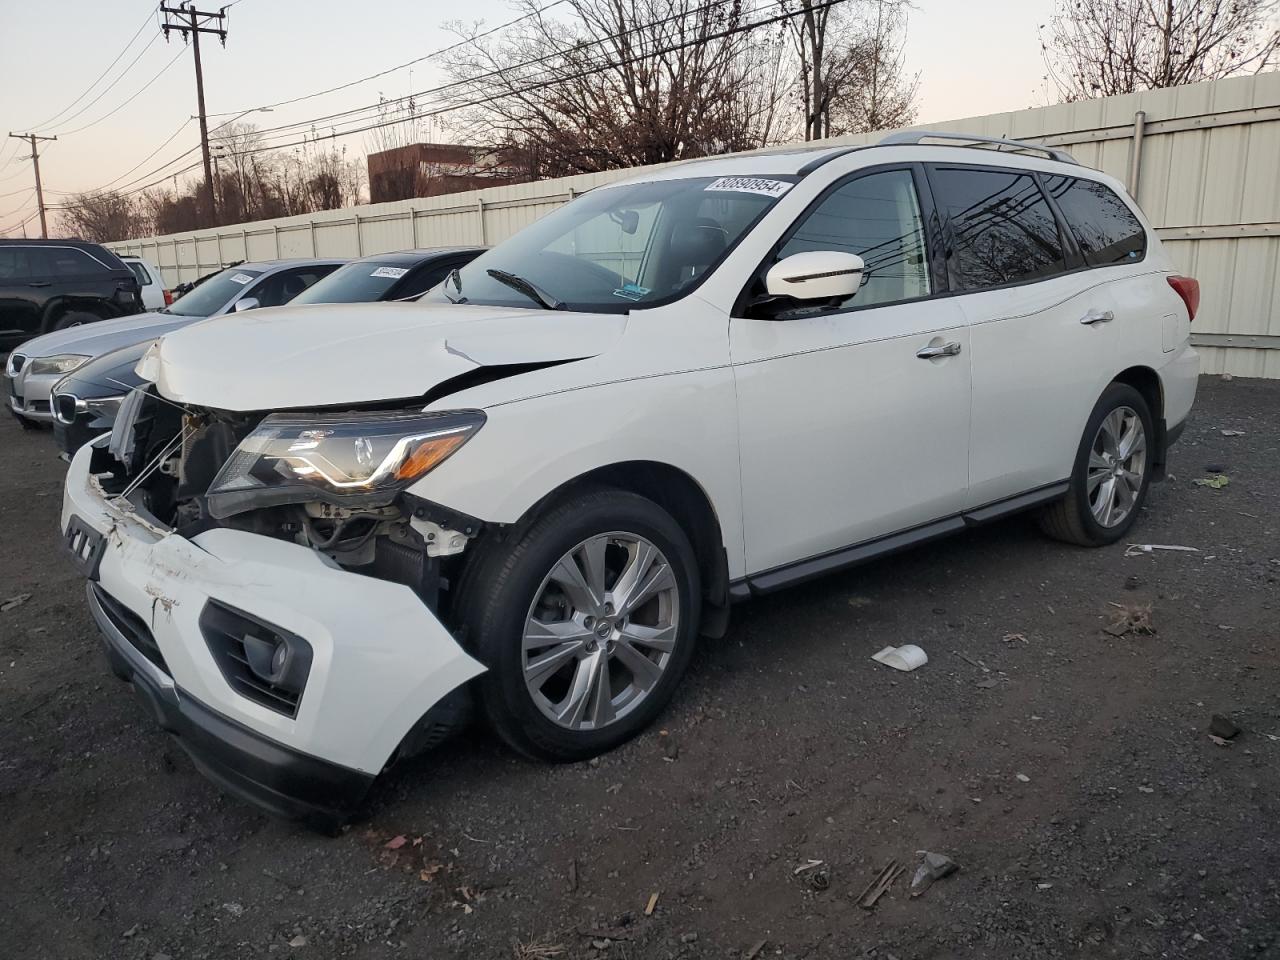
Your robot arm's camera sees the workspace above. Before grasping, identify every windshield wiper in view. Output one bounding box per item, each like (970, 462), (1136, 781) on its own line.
(443, 268), (466, 304)
(486, 268), (565, 310)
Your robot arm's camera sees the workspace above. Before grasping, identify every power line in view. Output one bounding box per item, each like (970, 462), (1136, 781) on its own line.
(0, 189), (35, 218)
(242, 0), (746, 143)
(53, 46), (187, 137)
(38, 31), (165, 135)
(207, 0), (569, 120)
(238, 0), (822, 158)
(48, 118), (194, 196)
(23, 5), (160, 132)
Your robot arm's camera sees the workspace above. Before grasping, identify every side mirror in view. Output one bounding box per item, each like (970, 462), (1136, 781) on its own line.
(233, 297), (260, 313)
(764, 251), (865, 301)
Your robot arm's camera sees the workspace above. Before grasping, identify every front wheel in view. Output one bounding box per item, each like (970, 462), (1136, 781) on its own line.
(460, 488), (700, 762)
(1040, 382), (1154, 546)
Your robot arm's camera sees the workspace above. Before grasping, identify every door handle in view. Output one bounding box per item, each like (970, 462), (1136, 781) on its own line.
(27, 281), (51, 288)
(1080, 309), (1114, 325)
(916, 341), (962, 359)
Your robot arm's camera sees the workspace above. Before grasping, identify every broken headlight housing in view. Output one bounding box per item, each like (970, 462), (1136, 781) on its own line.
(206, 409), (484, 518)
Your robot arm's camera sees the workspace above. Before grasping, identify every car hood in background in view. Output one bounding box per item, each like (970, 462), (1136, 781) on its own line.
(16, 312), (195, 361)
(141, 301), (629, 411)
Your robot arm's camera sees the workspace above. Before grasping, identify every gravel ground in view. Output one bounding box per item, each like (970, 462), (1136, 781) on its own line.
(1, 374), (1278, 960)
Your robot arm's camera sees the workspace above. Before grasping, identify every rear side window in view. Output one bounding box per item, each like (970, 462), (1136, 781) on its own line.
(47, 248), (107, 277)
(126, 261), (154, 285)
(930, 167), (1067, 290)
(1043, 176), (1146, 266)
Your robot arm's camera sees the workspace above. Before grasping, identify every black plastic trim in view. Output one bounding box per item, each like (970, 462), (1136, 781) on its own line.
(88, 583), (372, 829)
(742, 481), (1070, 596)
(63, 515), (107, 580)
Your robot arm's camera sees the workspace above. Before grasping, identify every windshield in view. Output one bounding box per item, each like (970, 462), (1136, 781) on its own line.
(427, 175), (790, 312)
(290, 260), (411, 305)
(164, 267), (262, 317)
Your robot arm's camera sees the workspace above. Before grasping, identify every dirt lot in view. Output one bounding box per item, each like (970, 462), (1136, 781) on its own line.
(1, 375), (1278, 960)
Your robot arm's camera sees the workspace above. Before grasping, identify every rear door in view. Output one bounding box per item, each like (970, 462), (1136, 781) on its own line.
(0, 245), (43, 339)
(927, 164), (1119, 507)
(732, 165), (972, 576)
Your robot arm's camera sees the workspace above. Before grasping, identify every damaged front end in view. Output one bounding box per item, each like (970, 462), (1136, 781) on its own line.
(96, 386), (485, 632)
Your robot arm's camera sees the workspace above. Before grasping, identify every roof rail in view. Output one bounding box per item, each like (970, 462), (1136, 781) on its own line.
(878, 130), (1077, 164)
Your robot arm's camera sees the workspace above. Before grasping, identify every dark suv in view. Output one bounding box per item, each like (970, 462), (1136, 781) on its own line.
(0, 239), (142, 349)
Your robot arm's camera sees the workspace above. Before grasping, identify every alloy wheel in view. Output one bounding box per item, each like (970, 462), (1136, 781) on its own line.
(1087, 405), (1147, 527)
(522, 533), (679, 731)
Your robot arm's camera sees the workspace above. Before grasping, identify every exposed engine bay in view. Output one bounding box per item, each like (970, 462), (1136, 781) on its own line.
(91, 387), (482, 617)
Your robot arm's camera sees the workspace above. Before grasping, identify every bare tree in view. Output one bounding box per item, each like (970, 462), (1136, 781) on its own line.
(1042, 0), (1280, 101)
(786, 0), (917, 139)
(442, 0), (776, 176)
(58, 191), (146, 241)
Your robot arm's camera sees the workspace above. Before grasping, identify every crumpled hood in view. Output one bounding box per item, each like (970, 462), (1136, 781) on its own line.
(142, 301), (628, 411)
(15, 311), (194, 361)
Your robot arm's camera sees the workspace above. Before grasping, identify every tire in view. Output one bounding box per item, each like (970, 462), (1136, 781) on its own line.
(1039, 383), (1155, 546)
(459, 488), (701, 762)
(49, 311), (99, 332)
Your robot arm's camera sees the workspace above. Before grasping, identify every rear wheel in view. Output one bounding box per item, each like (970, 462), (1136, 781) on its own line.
(49, 310), (99, 332)
(1040, 383), (1154, 546)
(461, 489), (700, 762)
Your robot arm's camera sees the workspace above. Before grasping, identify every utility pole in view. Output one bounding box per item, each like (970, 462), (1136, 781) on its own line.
(161, 3), (227, 225)
(7, 133), (57, 238)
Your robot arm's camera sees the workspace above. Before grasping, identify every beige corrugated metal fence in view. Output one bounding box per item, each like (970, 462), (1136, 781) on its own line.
(110, 72), (1280, 377)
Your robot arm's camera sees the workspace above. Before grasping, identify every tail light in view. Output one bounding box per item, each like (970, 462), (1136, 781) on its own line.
(1168, 275), (1200, 322)
(163, 289), (174, 306)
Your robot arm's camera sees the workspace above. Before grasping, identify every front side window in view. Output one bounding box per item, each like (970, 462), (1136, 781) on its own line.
(248, 266), (339, 308)
(428, 176), (790, 313)
(931, 167), (1067, 290)
(777, 169), (931, 309)
(164, 267), (263, 317)
(1043, 176), (1146, 266)
(0, 247), (34, 282)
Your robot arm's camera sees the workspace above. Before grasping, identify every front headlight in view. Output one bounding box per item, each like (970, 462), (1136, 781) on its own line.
(52, 392), (126, 425)
(206, 409), (485, 518)
(30, 354), (90, 376)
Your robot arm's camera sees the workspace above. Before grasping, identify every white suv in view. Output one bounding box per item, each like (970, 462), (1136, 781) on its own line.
(61, 133), (1199, 827)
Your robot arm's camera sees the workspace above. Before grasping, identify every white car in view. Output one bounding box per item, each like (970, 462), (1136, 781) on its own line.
(61, 132), (1199, 827)
(121, 256), (172, 312)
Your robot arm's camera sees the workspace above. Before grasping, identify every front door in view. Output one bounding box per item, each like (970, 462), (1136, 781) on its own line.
(731, 167), (972, 577)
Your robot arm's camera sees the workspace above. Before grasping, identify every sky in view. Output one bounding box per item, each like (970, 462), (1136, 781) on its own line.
(0, 0), (1057, 236)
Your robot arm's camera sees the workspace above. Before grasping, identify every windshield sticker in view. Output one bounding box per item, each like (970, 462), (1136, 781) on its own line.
(229, 273), (254, 284)
(704, 176), (792, 198)
(371, 266), (409, 279)
(611, 282), (650, 301)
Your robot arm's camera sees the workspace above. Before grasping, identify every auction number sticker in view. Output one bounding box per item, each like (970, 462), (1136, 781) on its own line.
(704, 176), (793, 198)
(371, 266), (409, 279)
(229, 273), (254, 284)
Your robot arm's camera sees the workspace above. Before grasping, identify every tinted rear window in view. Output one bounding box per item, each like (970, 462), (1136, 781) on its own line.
(1043, 176), (1146, 266)
(930, 167), (1067, 290)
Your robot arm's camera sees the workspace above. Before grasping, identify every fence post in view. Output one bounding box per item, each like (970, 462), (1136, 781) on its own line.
(1128, 110), (1147, 198)
(353, 213), (363, 256)
(309, 220), (317, 256)
(410, 207), (419, 248)
(476, 197), (487, 244)
(272, 224), (280, 258)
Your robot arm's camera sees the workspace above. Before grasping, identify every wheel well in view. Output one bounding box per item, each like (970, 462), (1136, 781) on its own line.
(1113, 366), (1163, 420)
(41, 300), (104, 333)
(520, 462), (733, 638)
(1112, 365), (1167, 465)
